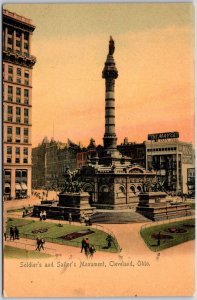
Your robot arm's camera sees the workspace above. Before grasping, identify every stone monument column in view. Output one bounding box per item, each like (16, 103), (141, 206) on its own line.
(102, 36), (118, 150)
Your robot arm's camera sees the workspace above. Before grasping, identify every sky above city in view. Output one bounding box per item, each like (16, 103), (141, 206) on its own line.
(4, 3), (195, 147)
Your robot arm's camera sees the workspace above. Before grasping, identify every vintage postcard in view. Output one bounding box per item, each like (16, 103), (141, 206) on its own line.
(2, 2), (195, 297)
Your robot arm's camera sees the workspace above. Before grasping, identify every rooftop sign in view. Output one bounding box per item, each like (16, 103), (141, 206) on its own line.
(148, 132), (179, 141)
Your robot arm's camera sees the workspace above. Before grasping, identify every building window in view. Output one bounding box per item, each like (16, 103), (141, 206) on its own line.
(17, 68), (21, 76)
(15, 137), (21, 143)
(16, 97), (21, 104)
(16, 78), (21, 84)
(24, 89), (29, 97)
(23, 148), (28, 155)
(24, 118), (29, 124)
(24, 98), (29, 105)
(24, 80), (29, 86)
(8, 37), (12, 44)
(16, 88), (21, 96)
(8, 66), (13, 74)
(23, 158), (28, 164)
(16, 31), (21, 38)
(8, 28), (13, 35)
(15, 158), (20, 163)
(16, 127), (21, 135)
(7, 116), (12, 122)
(7, 136), (12, 143)
(15, 147), (20, 155)
(7, 146), (12, 154)
(7, 157), (12, 163)
(16, 107), (21, 115)
(8, 76), (13, 82)
(24, 43), (29, 50)
(8, 96), (13, 102)
(24, 108), (29, 117)
(16, 40), (21, 47)
(24, 128), (28, 136)
(24, 32), (28, 40)
(16, 117), (21, 124)
(7, 106), (13, 114)
(24, 138), (28, 143)
(7, 127), (12, 135)
(8, 86), (13, 94)
(24, 71), (29, 78)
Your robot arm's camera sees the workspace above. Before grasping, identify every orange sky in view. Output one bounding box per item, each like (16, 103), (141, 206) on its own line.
(5, 3), (195, 147)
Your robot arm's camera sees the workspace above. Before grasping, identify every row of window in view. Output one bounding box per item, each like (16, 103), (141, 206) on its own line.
(6, 116), (29, 124)
(7, 137), (29, 143)
(7, 127), (29, 136)
(7, 146), (29, 155)
(7, 36), (29, 50)
(4, 169), (28, 178)
(147, 147), (177, 152)
(5, 65), (29, 78)
(6, 86), (29, 96)
(7, 28), (29, 40)
(5, 96), (29, 105)
(6, 76), (29, 86)
(6, 157), (28, 164)
(7, 106), (29, 116)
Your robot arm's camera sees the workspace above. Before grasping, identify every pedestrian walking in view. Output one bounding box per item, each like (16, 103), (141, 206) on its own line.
(39, 211), (43, 221)
(10, 226), (14, 240)
(40, 237), (45, 250)
(36, 236), (41, 251)
(81, 238), (86, 253)
(89, 245), (96, 258)
(106, 235), (113, 248)
(68, 213), (72, 225)
(4, 232), (7, 241)
(14, 226), (19, 239)
(43, 210), (47, 221)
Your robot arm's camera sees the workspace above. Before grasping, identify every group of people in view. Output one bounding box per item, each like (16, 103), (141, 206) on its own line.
(6, 226), (20, 241)
(35, 236), (45, 251)
(81, 238), (96, 258)
(39, 210), (47, 221)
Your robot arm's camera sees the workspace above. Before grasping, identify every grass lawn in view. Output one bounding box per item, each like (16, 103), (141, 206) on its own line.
(4, 245), (52, 259)
(6, 218), (119, 253)
(140, 218), (195, 252)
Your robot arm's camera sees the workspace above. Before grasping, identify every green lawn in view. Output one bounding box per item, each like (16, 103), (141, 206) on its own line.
(4, 245), (52, 259)
(6, 218), (119, 253)
(140, 218), (195, 252)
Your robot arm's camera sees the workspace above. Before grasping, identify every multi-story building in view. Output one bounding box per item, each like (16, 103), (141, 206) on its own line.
(117, 138), (146, 168)
(145, 140), (195, 194)
(3, 9), (36, 199)
(32, 139), (80, 189)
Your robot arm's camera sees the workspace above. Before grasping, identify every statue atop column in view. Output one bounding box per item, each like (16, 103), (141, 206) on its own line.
(109, 36), (115, 55)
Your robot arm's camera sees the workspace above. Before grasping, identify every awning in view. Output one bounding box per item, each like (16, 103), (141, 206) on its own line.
(15, 183), (22, 190)
(21, 183), (27, 190)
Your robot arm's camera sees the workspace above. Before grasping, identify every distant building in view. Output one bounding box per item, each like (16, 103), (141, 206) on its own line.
(145, 140), (195, 194)
(3, 9), (36, 199)
(117, 138), (146, 168)
(76, 138), (97, 168)
(32, 138), (80, 189)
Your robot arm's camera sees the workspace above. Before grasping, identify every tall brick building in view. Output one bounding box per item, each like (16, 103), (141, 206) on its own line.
(3, 9), (36, 199)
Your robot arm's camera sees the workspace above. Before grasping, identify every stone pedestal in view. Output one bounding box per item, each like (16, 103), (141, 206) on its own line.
(136, 192), (191, 221)
(33, 192), (94, 221)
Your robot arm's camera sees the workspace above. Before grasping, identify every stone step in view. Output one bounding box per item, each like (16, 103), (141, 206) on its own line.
(90, 211), (150, 224)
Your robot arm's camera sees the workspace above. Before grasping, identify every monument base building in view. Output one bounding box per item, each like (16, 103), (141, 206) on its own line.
(77, 37), (156, 209)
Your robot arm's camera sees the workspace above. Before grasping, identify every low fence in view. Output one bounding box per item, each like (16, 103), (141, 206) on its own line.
(140, 215), (195, 231)
(6, 239), (57, 256)
(139, 215), (195, 252)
